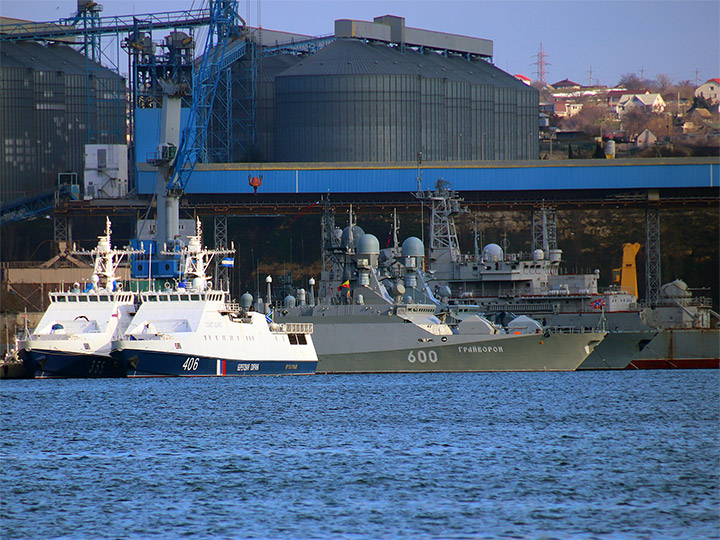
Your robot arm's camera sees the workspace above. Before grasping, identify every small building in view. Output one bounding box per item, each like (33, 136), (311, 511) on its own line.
(616, 93), (666, 116)
(635, 129), (657, 148)
(551, 78), (582, 89)
(695, 78), (720, 104)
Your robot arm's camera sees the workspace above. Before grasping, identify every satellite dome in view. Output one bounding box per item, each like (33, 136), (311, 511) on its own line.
(341, 225), (365, 248)
(284, 295), (297, 308)
(357, 233), (380, 255)
(401, 236), (424, 257)
(482, 243), (504, 261)
(438, 285), (452, 298)
(533, 249), (544, 261)
(240, 292), (253, 309)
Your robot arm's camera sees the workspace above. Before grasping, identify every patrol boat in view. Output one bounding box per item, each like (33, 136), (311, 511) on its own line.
(417, 180), (719, 369)
(274, 206), (604, 373)
(112, 219), (317, 377)
(19, 218), (140, 378)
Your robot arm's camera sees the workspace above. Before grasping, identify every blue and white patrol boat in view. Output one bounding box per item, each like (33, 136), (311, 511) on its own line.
(112, 219), (317, 377)
(19, 218), (141, 378)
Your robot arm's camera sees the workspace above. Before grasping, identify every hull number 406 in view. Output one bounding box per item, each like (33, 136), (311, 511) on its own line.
(408, 350), (438, 363)
(182, 357), (200, 371)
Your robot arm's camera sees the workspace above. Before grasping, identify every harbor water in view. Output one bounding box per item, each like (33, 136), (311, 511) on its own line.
(2, 371), (719, 539)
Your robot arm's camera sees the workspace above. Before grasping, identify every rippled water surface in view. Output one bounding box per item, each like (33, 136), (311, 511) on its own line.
(2, 371), (719, 539)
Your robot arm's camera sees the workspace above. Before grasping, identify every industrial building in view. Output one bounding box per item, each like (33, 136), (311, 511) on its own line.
(1, 10), (539, 205)
(250, 16), (538, 163)
(0, 40), (125, 201)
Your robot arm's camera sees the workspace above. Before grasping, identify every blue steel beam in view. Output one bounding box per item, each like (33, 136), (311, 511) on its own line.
(0, 10), (212, 42)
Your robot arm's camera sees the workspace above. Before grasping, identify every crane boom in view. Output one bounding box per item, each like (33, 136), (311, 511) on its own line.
(167, 0), (243, 194)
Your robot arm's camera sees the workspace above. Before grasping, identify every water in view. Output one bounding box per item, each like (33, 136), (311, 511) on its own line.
(2, 371), (718, 540)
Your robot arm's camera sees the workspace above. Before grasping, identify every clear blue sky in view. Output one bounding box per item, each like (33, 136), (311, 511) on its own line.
(1, 0), (718, 87)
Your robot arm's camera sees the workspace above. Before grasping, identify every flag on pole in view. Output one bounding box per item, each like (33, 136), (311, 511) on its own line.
(221, 258), (234, 267)
(337, 280), (350, 291)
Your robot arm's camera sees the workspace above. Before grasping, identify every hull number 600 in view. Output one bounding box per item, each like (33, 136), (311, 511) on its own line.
(407, 350), (438, 363)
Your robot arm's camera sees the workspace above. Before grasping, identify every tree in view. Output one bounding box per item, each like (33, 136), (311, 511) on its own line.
(621, 109), (653, 141)
(655, 74), (674, 93)
(561, 104), (614, 137)
(618, 73), (646, 91)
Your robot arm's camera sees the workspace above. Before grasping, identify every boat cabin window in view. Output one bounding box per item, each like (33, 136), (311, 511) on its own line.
(79, 295), (88, 302)
(89, 296), (99, 302)
(160, 295), (169, 302)
(191, 294), (200, 301)
(68, 296), (77, 302)
(99, 295), (109, 302)
(55, 295), (66, 302)
(170, 295), (179, 301)
(180, 294), (190, 301)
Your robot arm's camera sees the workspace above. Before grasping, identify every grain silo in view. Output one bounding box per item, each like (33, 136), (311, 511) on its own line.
(217, 15), (538, 163)
(0, 41), (125, 200)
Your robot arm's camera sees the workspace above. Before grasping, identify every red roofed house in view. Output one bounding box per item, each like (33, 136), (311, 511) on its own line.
(551, 79), (582, 89)
(695, 79), (720, 104)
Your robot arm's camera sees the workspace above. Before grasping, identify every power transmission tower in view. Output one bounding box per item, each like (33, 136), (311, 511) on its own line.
(534, 43), (550, 85)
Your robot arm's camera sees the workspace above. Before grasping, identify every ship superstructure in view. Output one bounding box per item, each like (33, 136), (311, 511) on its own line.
(19, 218), (142, 378)
(275, 204), (604, 373)
(112, 218), (317, 376)
(418, 180), (719, 369)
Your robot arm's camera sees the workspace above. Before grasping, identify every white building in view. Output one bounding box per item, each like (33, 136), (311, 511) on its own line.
(695, 79), (720, 104)
(616, 93), (666, 116)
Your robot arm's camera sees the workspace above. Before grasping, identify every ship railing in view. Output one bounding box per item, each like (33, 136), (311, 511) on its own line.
(485, 303), (559, 314)
(650, 297), (713, 308)
(270, 322), (314, 335)
(545, 326), (602, 334)
(223, 301), (241, 312)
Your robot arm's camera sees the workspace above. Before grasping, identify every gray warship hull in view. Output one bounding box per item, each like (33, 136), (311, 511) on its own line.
(628, 328), (720, 369)
(577, 330), (655, 370)
(279, 308), (603, 373)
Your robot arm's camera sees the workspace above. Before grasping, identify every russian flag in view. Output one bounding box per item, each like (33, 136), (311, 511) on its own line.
(221, 258), (234, 267)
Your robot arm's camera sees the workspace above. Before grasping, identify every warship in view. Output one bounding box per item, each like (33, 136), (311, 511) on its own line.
(19, 218), (141, 378)
(111, 219), (317, 377)
(418, 180), (719, 369)
(274, 205), (604, 373)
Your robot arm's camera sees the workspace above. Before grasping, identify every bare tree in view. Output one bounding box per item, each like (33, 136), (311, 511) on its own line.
(618, 73), (646, 91)
(621, 109), (653, 141)
(656, 74), (674, 93)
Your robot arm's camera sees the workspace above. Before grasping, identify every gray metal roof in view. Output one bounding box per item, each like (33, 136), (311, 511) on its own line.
(276, 39), (529, 90)
(0, 41), (120, 78)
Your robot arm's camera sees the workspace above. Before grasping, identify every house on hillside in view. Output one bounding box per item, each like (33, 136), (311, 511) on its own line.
(635, 129), (657, 148)
(695, 79), (720, 104)
(539, 101), (583, 118)
(616, 93), (666, 116)
(682, 108), (714, 134)
(551, 78), (582, 90)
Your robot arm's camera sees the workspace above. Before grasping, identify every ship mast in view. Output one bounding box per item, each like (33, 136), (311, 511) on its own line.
(414, 179), (467, 267)
(72, 217), (143, 290)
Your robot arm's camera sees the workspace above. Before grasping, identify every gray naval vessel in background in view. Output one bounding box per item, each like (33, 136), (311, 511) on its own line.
(417, 180), (719, 370)
(273, 204), (604, 373)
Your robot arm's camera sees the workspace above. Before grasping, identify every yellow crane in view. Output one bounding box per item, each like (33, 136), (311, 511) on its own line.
(613, 242), (641, 298)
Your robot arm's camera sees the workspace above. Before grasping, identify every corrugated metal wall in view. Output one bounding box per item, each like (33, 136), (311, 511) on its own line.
(134, 159), (719, 195)
(0, 43), (125, 203)
(211, 39), (538, 165)
(267, 40), (538, 163)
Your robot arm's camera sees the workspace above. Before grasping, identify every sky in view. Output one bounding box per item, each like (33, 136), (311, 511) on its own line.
(1, 0), (718, 87)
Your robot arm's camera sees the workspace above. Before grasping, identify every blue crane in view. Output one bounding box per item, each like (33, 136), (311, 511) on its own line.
(154, 0), (243, 250)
